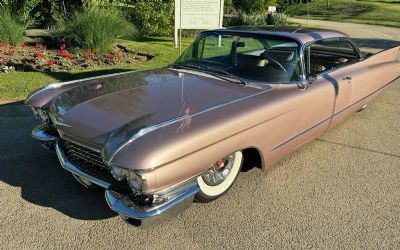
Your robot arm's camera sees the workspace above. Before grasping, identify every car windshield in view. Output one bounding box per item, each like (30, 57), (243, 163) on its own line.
(173, 31), (302, 84)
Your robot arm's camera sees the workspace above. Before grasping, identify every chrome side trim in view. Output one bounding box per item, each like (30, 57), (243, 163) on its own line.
(105, 181), (199, 227)
(106, 88), (271, 163)
(55, 143), (111, 189)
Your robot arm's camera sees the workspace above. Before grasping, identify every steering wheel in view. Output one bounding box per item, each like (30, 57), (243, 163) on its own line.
(262, 55), (289, 80)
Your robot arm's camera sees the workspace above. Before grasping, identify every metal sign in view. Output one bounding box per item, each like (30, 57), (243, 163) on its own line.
(175, 0), (224, 49)
(267, 6), (276, 13)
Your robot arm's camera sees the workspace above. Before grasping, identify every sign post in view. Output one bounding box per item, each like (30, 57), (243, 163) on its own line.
(175, 0), (224, 50)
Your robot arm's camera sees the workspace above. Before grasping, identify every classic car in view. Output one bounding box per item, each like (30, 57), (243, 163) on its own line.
(26, 27), (400, 227)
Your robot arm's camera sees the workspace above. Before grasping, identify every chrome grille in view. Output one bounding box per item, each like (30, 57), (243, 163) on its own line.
(59, 139), (114, 184)
(61, 140), (108, 169)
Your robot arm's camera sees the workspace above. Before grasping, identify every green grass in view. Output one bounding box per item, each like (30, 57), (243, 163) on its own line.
(0, 37), (193, 104)
(286, 0), (400, 28)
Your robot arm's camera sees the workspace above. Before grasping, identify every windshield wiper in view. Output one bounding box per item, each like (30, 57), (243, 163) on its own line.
(170, 64), (248, 85)
(203, 67), (248, 85)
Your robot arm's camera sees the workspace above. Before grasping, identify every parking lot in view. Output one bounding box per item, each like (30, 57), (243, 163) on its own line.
(1, 21), (399, 249)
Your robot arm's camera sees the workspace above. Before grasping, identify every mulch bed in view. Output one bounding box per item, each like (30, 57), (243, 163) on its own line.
(0, 43), (154, 73)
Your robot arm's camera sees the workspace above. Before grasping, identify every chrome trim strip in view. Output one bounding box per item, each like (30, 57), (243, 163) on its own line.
(55, 143), (111, 189)
(105, 181), (199, 222)
(58, 131), (101, 153)
(107, 88), (271, 163)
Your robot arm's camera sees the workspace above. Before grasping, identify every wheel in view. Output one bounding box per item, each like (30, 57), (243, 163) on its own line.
(195, 151), (243, 203)
(72, 174), (100, 189)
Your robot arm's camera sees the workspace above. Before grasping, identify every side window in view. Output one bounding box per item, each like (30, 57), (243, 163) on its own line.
(201, 35), (233, 59)
(307, 39), (359, 75)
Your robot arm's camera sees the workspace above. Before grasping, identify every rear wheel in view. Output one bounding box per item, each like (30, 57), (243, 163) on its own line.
(195, 151), (243, 203)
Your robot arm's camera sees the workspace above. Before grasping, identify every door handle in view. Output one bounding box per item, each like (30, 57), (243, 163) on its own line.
(342, 76), (352, 81)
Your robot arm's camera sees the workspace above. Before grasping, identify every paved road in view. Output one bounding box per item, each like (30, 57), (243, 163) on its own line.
(1, 21), (400, 249)
(292, 18), (400, 53)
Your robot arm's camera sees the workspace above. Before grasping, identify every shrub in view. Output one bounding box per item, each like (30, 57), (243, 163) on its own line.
(59, 8), (135, 53)
(225, 10), (267, 26)
(232, 0), (266, 14)
(0, 8), (27, 45)
(272, 13), (288, 26)
(125, 0), (174, 37)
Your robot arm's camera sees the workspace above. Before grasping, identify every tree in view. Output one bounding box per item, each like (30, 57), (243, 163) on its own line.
(232, 0), (266, 14)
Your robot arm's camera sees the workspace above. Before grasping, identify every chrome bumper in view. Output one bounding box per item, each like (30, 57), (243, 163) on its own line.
(54, 141), (199, 227)
(32, 124), (58, 150)
(106, 181), (199, 228)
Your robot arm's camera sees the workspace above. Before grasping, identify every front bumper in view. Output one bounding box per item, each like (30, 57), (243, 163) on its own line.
(54, 141), (199, 227)
(106, 181), (199, 228)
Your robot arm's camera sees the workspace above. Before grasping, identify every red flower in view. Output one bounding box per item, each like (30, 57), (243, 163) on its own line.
(82, 48), (94, 59)
(106, 53), (114, 61)
(34, 52), (45, 58)
(4, 50), (14, 56)
(116, 49), (122, 62)
(20, 43), (26, 48)
(0, 49), (2, 52)
(0, 43), (10, 48)
(0, 59), (6, 65)
(59, 44), (66, 51)
(60, 51), (73, 59)
(47, 60), (56, 65)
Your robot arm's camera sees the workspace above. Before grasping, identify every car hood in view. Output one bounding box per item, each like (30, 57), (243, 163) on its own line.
(50, 68), (264, 147)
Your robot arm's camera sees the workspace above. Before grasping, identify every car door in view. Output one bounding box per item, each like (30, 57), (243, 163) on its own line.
(305, 38), (360, 127)
(346, 46), (400, 108)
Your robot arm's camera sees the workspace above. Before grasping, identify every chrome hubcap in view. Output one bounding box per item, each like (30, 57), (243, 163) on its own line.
(202, 153), (235, 186)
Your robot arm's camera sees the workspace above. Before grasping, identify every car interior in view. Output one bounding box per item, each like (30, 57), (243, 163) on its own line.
(199, 41), (302, 83)
(307, 40), (360, 75)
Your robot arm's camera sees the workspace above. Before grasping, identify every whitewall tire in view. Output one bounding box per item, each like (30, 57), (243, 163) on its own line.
(195, 151), (243, 202)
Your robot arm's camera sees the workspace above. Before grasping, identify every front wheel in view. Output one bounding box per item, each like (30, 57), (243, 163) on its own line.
(195, 151), (243, 203)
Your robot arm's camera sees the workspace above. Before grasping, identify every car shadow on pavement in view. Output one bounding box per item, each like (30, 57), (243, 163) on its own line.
(0, 101), (116, 220)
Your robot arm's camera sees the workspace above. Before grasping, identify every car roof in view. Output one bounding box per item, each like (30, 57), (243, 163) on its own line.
(210, 26), (349, 45)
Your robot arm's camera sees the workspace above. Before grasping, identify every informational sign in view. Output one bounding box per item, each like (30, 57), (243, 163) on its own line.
(268, 6), (277, 13)
(175, 0), (224, 48)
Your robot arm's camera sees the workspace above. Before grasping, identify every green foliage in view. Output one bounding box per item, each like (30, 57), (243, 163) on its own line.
(59, 8), (136, 53)
(124, 0), (174, 37)
(232, 0), (266, 14)
(225, 10), (267, 26)
(0, 8), (27, 45)
(276, 0), (292, 11)
(272, 13), (288, 26)
(286, 0), (374, 18)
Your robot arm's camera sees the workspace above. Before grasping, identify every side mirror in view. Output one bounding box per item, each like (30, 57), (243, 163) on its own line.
(297, 74), (317, 90)
(307, 74), (317, 84)
(236, 41), (245, 48)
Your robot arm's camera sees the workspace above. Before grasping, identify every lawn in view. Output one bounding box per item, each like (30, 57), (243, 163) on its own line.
(286, 0), (400, 28)
(0, 37), (193, 104)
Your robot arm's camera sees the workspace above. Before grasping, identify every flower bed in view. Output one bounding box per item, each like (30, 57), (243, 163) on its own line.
(0, 43), (154, 73)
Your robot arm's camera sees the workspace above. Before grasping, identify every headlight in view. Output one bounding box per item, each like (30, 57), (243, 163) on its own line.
(37, 109), (49, 123)
(128, 171), (147, 192)
(110, 165), (128, 181)
(110, 165), (147, 192)
(31, 107), (49, 123)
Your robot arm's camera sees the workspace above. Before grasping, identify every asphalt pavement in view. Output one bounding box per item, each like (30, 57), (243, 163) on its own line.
(1, 21), (399, 249)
